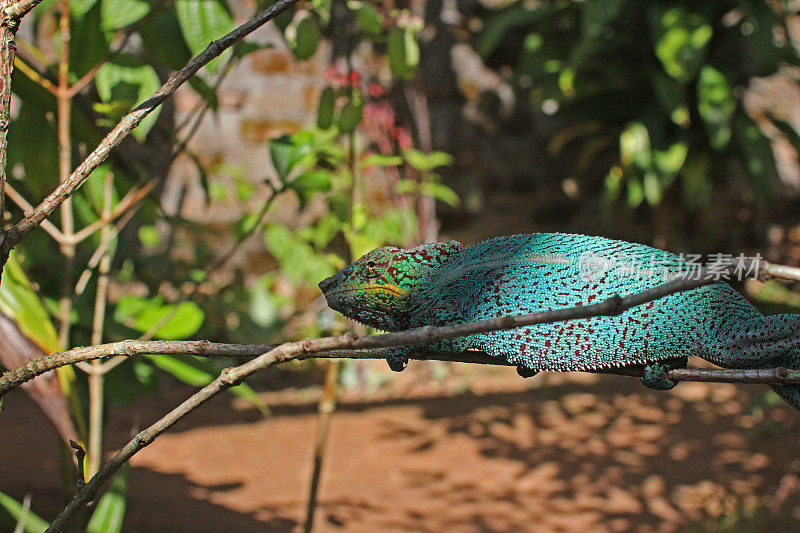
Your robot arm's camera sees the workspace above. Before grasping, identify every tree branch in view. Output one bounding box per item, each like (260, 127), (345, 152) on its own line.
(0, 0), (301, 261)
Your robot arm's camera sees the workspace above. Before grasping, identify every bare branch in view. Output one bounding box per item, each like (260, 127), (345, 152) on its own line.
(0, 4), (19, 256)
(0, 0), (301, 258)
(4, 0), (45, 20)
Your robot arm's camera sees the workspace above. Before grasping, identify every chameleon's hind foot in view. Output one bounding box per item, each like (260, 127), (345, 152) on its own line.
(516, 365), (538, 378)
(641, 358), (686, 391)
(386, 348), (409, 372)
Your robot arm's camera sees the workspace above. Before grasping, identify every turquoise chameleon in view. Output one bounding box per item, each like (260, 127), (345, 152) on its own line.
(318, 234), (800, 409)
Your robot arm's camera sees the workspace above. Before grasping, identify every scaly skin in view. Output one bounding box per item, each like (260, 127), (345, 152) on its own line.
(318, 234), (800, 409)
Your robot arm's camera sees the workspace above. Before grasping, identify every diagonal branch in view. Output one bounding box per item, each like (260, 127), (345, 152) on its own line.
(0, 0), (301, 260)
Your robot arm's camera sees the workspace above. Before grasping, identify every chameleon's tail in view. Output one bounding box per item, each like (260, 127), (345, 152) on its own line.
(706, 308), (800, 410)
(767, 347), (800, 410)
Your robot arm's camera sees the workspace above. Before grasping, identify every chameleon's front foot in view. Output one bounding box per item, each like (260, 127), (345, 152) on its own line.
(516, 365), (538, 378)
(386, 348), (410, 372)
(640, 358), (687, 391)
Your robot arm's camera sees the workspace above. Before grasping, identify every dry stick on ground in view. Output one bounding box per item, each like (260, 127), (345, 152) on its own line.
(0, 0), (303, 266)
(42, 266), (800, 531)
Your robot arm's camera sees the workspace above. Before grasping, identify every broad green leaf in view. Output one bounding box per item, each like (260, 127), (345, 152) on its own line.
(101, 0), (151, 31)
(83, 165), (120, 215)
(71, 0), (99, 18)
(316, 87), (335, 130)
(95, 55), (161, 141)
(0, 253), (61, 353)
(269, 134), (314, 181)
(403, 149), (454, 171)
(86, 464), (128, 533)
(650, 6), (712, 83)
(0, 491), (48, 533)
(114, 296), (204, 340)
(420, 181), (460, 207)
(626, 177), (644, 208)
(388, 27), (419, 80)
(175, 0), (234, 75)
(286, 11), (320, 61)
(348, 0), (382, 34)
(289, 170), (332, 206)
(697, 66), (735, 150)
(338, 98), (363, 133)
(138, 225), (161, 247)
(139, 5), (194, 71)
(653, 142), (688, 178)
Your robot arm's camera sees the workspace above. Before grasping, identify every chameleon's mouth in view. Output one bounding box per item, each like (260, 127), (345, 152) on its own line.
(324, 284), (408, 298)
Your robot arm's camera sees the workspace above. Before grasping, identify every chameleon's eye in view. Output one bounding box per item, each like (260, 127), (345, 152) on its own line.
(357, 248), (393, 280)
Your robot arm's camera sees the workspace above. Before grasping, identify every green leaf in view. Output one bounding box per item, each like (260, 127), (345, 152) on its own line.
(619, 122), (650, 170)
(348, 0), (382, 34)
(643, 171), (662, 206)
(0, 491), (48, 533)
(71, 0), (99, 18)
(286, 11), (320, 61)
(139, 5), (194, 71)
(288, 170), (332, 206)
(175, 0), (234, 75)
(653, 142), (688, 178)
(269, 134), (314, 181)
(101, 0), (151, 31)
(114, 296), (204, 340)
(138, 225), (162, 247)
(338, 98), (363, 133)
(86, 465), (128, 533)
(734, 114), (780, 195)
(403, 149), (454, 171)
(0, 253), (62, 353)
(360, 153), (403, 168)
(317, 87), (335, 130)
(650, 6), (712, 83)
(95, 55), (161, 141)
(697, 66), (735, 150)
(388, 27), (419, 80)
(420, 181), (460, 207)
(650, 70), (690, 128)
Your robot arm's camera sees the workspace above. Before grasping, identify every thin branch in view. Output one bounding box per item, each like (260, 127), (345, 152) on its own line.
(0, 3), (19, 257)
(4, 0), (45, 20)
(0, 0), (302, 258)
(4, 183), (65, 242)
(55, 0), (74, 348)
(13, 55), (57, 94)
(7, 259), (800, 397)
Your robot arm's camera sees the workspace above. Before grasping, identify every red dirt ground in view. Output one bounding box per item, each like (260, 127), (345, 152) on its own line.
(2, 362), (800, 532)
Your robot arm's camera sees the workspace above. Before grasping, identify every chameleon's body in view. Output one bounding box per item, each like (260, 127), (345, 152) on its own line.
(318, 234), (800, 409)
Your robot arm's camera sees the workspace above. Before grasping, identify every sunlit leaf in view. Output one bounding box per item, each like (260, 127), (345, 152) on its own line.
(101, 0), (150, 30)
(175, 0), (234, 75)
(95, 55), (161, 141)
(697, 66), (734, 150)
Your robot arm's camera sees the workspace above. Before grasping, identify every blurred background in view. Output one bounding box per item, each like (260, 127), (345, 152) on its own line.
(3, 0), (800, 530)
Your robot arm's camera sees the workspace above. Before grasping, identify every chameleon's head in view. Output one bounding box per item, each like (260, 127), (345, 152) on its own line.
(318, 241), (463, 331)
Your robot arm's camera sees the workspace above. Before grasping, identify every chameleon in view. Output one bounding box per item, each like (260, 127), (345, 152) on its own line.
(318, 234), (800, 409)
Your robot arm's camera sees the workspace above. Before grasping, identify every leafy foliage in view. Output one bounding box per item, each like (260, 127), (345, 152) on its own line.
(477, 0), (799, 208)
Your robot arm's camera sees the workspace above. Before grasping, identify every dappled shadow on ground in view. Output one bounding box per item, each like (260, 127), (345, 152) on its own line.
(2, 366), (800, 531)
